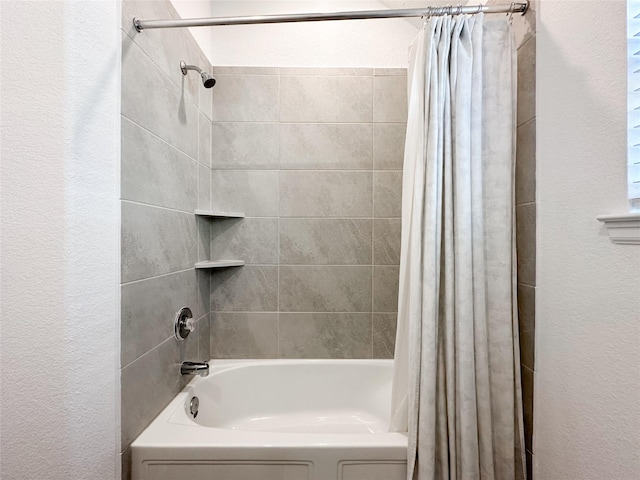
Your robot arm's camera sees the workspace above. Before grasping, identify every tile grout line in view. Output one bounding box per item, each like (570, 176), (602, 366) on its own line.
(371, 70), (377, 359)
(212, 311), (395, 314)
(122, 266), (195, 287)
(121, 114), (203, 168)
(208, 106), (214, 360)
(370, 78), (376, 359)
(208, 121), (407, 125)
(121, 198), (194, 216)
(276, 70), (282, 359)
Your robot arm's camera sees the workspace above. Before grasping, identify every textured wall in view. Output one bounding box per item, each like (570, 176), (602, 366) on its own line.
(120, 1), (213, 478)
(536, 0), (640, 478)
(0, 1), (120, 479)
(207, 67), (406, 359)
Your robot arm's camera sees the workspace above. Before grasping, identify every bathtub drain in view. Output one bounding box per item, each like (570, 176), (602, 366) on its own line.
(189, 396), (199, 418)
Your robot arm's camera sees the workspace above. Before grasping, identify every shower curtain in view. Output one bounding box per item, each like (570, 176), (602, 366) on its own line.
(389, 14), (526, 480)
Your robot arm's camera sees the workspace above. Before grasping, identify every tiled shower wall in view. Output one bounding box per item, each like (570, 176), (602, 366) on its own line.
(207, 67), (407, 359)
(516, 31), (537, 479)
(119, 1), (213, 478)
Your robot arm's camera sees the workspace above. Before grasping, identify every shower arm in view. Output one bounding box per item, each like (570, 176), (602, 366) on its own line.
(180, 61), (204, 76)
(134, 2), (528, 32)
(180, 60), (216, 88)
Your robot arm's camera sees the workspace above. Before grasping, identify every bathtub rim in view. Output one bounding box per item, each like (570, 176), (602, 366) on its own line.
(131, 358), (408, 450)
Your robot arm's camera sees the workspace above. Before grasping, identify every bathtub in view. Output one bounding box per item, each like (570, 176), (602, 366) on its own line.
(131, 359), (408, 480)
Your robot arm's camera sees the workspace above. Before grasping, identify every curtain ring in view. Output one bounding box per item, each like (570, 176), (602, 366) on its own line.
(508, 2), (515, 21)
(476, 4), (482, 14)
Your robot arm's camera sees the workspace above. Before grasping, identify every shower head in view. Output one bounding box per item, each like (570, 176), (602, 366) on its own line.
(180, 60), (216, 89)
(202, 74), (216, 88)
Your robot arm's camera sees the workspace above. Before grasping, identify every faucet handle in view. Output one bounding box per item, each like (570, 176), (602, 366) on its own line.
(174, 306), (194, 341)
(184, 317), (195, 332)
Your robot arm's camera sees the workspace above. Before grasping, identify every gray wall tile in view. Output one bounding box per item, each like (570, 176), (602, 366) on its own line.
(279, 67), (373, 76)
(121, 117), (197, 212)
(197, 216), (211, 262)
(520, 327), (535, 373)
(280, 266), (372, 312)
(121, 268), (206, 366)
(214, 66), (278, 75)
(121, 338), (181, 447)
(280, 219), (372, 265)
(211, 170), (279, 216)
(210, 312), (278, 358)
(374, 171), (402, 218)
(516, 119), (536, 205)
(210, 266), (278, 312)
(207, 67), (408, 361)
(198, 163), (211, 210)
(373, 313), (397, 359)
(212, 75), (279, 121)
(198, 113), (212, 167)
(279, 313), (372, 358)
(373, 266), (399, 313)
(280, 124), (372, 170)
(373, 219), (401, 265)
(121, 447), (131, 480)
(373, 76), (408, 123)
(122, 34), (198, 159)
(518, 284), (536, 334)
(516, 203), (536, 286)
(517, 35), (536, 126)
(516, 28), (536, 462)
(121, 202), (196, 283)
(197, 313), (211, 361)
(280, 76), (373, 123)
(522, 365), (535, 452)
(280, 171), (372, 217)
(211, 123), (279, 169)
(518, 284), (536, 370)
(374, 68), (407, 76)
(374, 124), (406, 170)
(211, 217), (279, 264)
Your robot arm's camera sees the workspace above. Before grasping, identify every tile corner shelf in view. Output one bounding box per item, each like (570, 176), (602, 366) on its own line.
(195, 260), (245, 269)
(195, 209), (245, 218)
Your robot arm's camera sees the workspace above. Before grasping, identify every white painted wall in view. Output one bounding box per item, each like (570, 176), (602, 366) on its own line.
(195, 0), (421, 67)
(0, 1), (121, 479)
(170, 0), (214, 62)
(535, 0), (640, 478)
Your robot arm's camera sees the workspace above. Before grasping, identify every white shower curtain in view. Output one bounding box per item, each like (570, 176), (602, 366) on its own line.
(389, 14), (526, 480)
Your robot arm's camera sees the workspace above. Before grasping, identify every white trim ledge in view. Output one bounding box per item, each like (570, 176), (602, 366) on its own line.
(597, 213), (640, 245)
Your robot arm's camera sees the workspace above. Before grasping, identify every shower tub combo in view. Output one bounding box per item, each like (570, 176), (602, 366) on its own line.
(131, 359), (407, 480)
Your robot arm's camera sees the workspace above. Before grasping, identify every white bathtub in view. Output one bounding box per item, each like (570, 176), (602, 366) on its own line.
(131, 359), (408, 480)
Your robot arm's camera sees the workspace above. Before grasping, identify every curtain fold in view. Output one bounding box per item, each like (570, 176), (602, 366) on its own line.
(389, 14), (525, 480)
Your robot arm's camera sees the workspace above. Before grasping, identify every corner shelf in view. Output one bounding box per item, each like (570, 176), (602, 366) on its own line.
(195, 209), (245, 218)
(195, 260), (245, 269)
(195, 209), (246, 270)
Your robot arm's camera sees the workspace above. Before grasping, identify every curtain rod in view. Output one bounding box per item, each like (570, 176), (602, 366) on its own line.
(133, 2), (529, 32)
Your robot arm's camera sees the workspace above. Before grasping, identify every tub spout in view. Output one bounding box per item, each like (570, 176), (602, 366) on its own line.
(181, 361), (209, 377)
